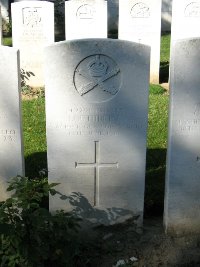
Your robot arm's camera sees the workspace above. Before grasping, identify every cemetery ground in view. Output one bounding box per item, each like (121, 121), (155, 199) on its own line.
(21, 86), (200, 267)
(1, 33), (200, 266)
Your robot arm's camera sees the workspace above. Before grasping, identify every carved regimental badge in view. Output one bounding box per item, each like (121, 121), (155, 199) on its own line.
(184, 2), (200, 17)
(22, 7), (42, 27)
(76, 4), (95, 20)
(74, 54), (121, 103)
(130, 2), (150, 18)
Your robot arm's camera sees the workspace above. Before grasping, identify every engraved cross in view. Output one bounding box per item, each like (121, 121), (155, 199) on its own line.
(75, 141), (118, 206)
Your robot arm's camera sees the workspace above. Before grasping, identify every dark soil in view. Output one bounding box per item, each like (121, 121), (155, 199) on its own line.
(76, 217), (200, 267)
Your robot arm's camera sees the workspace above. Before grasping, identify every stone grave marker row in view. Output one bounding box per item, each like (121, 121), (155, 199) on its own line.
(1, 35), (200, 234)
(0, 36), (151, 228)
(11, 0), (163, 87)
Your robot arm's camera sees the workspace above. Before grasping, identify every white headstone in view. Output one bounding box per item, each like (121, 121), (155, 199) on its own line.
(45, 39), (150, 227)
(118, 0), (162, 84)
(11, 1), (54, 88)
(65, 0), (107, 39)
(171, 0), (200, 41)
(164, 38), (200, 235)
(0, 46), (24, 201)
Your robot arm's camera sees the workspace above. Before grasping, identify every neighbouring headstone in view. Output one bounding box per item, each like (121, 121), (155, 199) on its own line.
(164, 38), (200, 235)
(118, 0), (162, 84)
(65, 0), (107, 39)
(162, 0), (172, 31)
(45, 39), (150, 227)
(0, 46), (24, 201)
(11, 1), (54, 88)
(171, 0), (200, 41)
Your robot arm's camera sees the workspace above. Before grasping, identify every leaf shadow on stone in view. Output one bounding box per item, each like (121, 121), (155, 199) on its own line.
(55, 190), (140, 227)
(20, 68), (35, 87)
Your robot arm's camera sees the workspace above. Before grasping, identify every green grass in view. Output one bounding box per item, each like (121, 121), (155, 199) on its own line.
(145, 89), (169, 216)
(160, 33), (171, 63)
(146, 32), (171, 212)
(2, 37), (12, 46)
(22, 98), (47, 178)
(160, 33), (171, 83)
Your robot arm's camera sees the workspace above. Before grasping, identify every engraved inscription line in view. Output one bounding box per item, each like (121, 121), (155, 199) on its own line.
(75, 141), (118, 206)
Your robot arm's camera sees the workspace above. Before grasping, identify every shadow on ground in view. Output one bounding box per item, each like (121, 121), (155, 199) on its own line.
(25, 152), (47, 178)
(145, 148), (166, 217)
(159, 61), (169, 84)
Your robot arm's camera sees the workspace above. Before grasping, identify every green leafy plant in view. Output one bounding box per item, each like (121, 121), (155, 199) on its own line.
(20, 69), (45, 98)
(20, 69), (35, 96)
(0, 176), (81, 267)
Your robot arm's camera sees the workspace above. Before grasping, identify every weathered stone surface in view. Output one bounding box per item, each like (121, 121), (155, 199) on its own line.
(0, 46), (24, 201)
(164, 38), (200, 235)
(171, 0), (200, 41)
(11, 1), (54, 87)
(119, 0), (161, 84)
(65, 0), (107, 39)
(45, 39), (150, 226)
